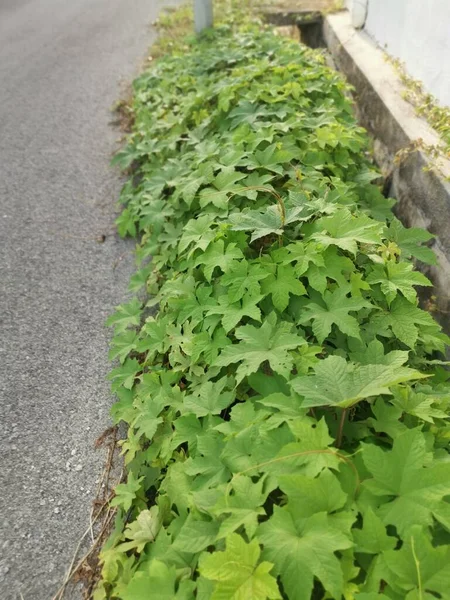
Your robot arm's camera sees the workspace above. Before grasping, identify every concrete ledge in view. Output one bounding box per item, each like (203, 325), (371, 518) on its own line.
(263, 10), (324, 48)
(263, 9), (322, 26)
(324, 12), (450, 331)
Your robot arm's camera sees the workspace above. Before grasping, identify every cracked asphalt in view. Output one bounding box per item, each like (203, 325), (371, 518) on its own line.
(0, 1), (178, 597)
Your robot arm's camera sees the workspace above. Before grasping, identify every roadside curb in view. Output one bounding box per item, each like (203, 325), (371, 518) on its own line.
(324, 12), (450, 332)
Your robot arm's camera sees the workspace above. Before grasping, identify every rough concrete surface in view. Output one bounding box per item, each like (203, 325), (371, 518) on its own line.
(0, 1), (178, 598)
(324, 11), (450, 331)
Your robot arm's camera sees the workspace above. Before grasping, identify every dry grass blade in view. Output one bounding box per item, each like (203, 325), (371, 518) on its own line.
(51, 427), (122, 600)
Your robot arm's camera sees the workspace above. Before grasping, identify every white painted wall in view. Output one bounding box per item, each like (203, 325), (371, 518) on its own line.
(344, 0), (368, 28)
(364, 0), (450, 106)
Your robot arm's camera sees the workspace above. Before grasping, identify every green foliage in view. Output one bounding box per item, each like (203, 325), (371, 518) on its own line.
(214, 314), (305, 382)
(97, 25), (450, 600)
(291, 356), (426, 409)
(199, 534), (281, 599)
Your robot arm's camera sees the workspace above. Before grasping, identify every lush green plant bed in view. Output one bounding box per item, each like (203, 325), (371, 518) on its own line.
(96, 25), (450, 600)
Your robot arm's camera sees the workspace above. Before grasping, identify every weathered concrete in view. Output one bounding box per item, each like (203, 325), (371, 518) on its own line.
(364, 0), (450, 106)
(0, 1), (179, 598)
(264, 10), (325, 48)
(324, 11), (450, 330)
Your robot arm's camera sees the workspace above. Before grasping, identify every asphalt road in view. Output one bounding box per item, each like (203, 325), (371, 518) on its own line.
(0, 1), (177, 598)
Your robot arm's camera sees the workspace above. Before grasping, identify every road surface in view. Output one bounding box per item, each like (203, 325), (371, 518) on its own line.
(0, 1), (177, 598)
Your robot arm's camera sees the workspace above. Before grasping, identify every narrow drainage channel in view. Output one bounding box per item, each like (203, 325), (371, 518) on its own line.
(265, 10), (325, 48)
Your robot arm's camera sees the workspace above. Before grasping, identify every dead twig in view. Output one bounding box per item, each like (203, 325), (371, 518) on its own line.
(51, 498), (113, 600)
(52, 427), (122, 600)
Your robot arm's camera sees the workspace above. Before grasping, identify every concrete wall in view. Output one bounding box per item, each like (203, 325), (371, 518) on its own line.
(324, 12), (450, 334)
(362, 0), (450, 107)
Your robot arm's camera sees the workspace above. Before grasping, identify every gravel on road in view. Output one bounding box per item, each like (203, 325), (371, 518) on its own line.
(0, 1), (179, 598)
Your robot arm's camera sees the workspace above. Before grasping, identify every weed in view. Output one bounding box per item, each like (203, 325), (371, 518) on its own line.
(96, 20), (450, 600)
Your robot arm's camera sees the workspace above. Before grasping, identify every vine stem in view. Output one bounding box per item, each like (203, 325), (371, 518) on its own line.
(51, 499), (114, 600)
(336, 408), (347, 449)
(411, 535), (423, 600)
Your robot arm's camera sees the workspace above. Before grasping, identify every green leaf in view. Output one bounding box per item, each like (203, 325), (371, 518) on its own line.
(229, 206), (284, 242)
(122, 560), (178, 600)
(367, 262), (431, 305)
(117, 506), (162, 553)
(184, 431), (229, 488)
(355, 594), (390, 600)
(259, 510), (352, 600)
(292, 344), (323, 375)
(214, 476), (270, 539)
(262, 265), (306, 312)
(366, 398), (406, 437)
(278, 469), (347, 518)
(311, 209), (383, 255)
(383, 526), (450, 598)
(353, 507), (396, 554)
(214, 168), (248, 190)
(350, 271), (371, 297)
(391, 386), (450, 424)
(228, 100), (268, 127)
(371, 296), (438, 348)
(291, 355), (426, 408)
(107, 358), (140, 390)
(240, 171), (275, 199)
(183, 380), (234, 417)
(102, 26), (450, 599)
(271, 418), (340, 477)
(180, 175), (204, 205)
(133, 404), (163, 441)
(109, 330), (138, 364)
(353, 167), (380, 184)
(221, 260), (270, 303)
(179, 215), (215, 254)
(305, 247), (353, 295)
(173, 516), (220, 553)
(137, 316), (170, 356)
(388, 217), (436, 265)
(195, 240), (244, 281)
(106, 298), (142, 332)
(199, 169), (248, 209)
(171, 412), (203, 451)
(207, 293), (263, 333)
(243, 143), (294, 174)
(349, 338), (409, 367)
(199, 533), (281, 600)
(191, 327), (232, 364)
(299, 287), (371, 342)
(214, 313), (305, 383)
(110, 472), (143, 511)
(170, 285), (216, 326)
(110, 387), (135, 424)
(362, 428), (450, 535)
